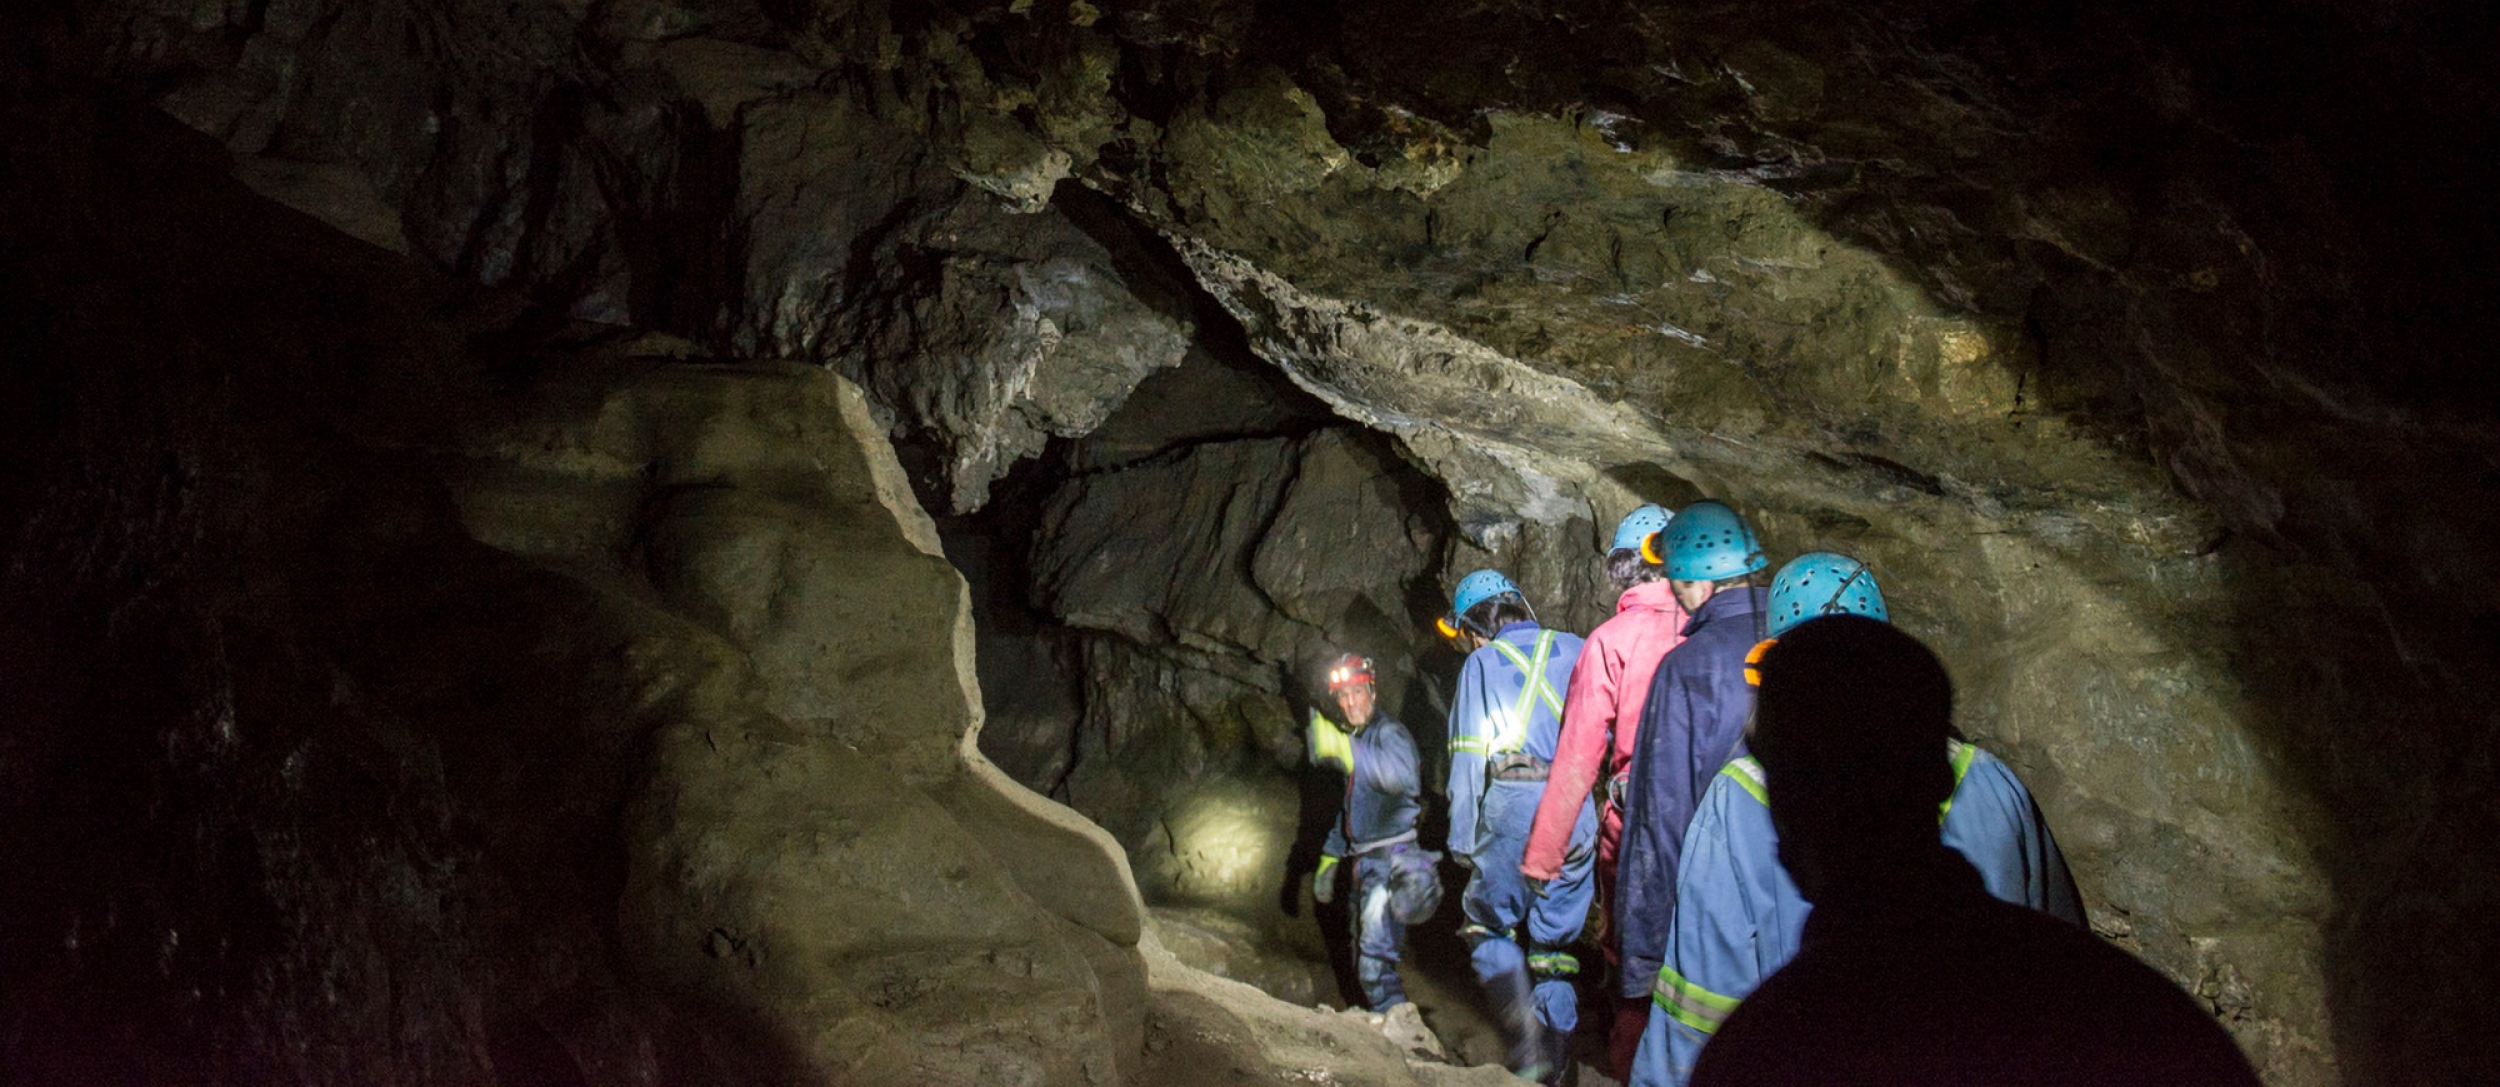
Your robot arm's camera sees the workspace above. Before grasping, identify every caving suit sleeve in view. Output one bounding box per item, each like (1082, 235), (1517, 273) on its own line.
(1939, 744), (2088, 924)
(1445, 648), (1498, 862)
(1322, 814), (1349, 860)
(1633, 764), (1800, 1087)
(1358, 721), (1422, 804)
(1523, 629), (1619, 880)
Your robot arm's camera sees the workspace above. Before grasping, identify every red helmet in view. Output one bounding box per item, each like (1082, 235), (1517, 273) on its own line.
(1325, 653), (1375, 693)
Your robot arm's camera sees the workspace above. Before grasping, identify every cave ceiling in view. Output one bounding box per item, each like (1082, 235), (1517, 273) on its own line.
(6, 0), (2497, 1083)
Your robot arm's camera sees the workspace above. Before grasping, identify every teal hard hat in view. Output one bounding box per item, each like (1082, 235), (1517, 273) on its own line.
(1767, 551), (1888, 636)
(1611, 504), (1673, 553)
(1450, 569), (1521, 618)
(1652, 500), (1767, 582)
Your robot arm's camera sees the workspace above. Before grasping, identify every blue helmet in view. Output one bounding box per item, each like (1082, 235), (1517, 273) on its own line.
(1610, 504), (1673, 553)
(1767, 551), (1888, 636)
(1450, 569), (1521, 618)
(1650, 500), (1766, 581)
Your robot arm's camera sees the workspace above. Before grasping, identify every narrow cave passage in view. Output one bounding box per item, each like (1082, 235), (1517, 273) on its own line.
(0, 1), (2495, 1085)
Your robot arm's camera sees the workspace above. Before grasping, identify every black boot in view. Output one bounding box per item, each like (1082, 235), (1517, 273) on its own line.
(1536, 1023), (1575, 1087)
(1488, 969), (1546, 1080)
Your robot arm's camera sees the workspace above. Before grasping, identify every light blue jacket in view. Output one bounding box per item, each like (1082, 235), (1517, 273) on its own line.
(1634, 741), (2084, 1086)
(1446, 621), (1584, 862)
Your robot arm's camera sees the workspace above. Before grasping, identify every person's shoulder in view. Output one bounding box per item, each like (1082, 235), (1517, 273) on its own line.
(1372, 715), (1417, 745)
(1708, 756), (1772, 809)
(1586, 607), (1639, 641)
(1712, 894), (2259, 1086)
(1954, 743), (2038, 800)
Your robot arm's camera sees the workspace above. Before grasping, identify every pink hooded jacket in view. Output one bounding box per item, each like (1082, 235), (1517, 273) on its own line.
(1519, 579), (1690, 881)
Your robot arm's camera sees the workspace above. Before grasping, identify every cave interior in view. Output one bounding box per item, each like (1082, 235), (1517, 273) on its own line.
(0, 0), (2495, 1084)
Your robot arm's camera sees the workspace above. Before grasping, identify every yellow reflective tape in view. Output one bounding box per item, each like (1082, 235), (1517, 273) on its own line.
(1486, 631), (1564, 754)
(1937, 740), (1979, 822)
(1450, 737), (1496, 753)
(1718, 756), (1770, 806)
(1527, 952), (1581, 978)
(1652, 965), (1742, 1034)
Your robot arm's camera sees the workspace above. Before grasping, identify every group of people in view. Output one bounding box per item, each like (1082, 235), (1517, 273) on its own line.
(1306, 500), (2260, 1085)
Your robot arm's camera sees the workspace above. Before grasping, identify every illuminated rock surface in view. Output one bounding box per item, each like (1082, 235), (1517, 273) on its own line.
(3, 0), (2496, 1083)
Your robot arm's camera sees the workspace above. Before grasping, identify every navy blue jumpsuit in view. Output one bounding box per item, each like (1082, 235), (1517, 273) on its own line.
(1615, 587), (1769, 998)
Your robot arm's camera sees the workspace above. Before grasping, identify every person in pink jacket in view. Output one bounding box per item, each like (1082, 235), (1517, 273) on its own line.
(1520, 503), (1691, 1078)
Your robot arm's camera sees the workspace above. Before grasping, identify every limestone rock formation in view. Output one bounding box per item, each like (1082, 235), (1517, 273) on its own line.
(8, 0), (2500, 1083)
(1032, 427), (1445, 905)
(452, 358), (1147, 1083)
(0, 94), (1155, 1084)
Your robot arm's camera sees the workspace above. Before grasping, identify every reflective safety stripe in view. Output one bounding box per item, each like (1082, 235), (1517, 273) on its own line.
(1450, 736), (1496, 753)
(1458, 922), (1509, 945)
(1720, 749), (1970, 824)
(1721, 744), (1976, 821)
(1653, 964), (1743, 1035)
(1486, 630), (1563, 755)
(1719, 756), (1770, 807)
(1936, 741), (1979, 823)
(1527, 951), (1581, 979)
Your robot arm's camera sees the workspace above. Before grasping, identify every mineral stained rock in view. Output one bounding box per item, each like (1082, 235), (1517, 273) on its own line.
(15, 0), (2500, 1082)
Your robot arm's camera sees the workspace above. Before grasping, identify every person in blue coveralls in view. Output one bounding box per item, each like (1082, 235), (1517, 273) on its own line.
(1687, 617), (2260, 1086)
(1613, 501), (1772, 1019)
(1438, 570), (1596, 1084)
(1308, 652), (1434, 1012)
(1629, 553), (2086, 1086)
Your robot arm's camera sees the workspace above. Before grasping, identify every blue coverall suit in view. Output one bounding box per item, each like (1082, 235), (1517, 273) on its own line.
(1319, 713), (1426, 1009)
(1630, 742), (2087, 1086)
(1449, 621), (1598, 1081)
(1614, 587), (1769, 1001)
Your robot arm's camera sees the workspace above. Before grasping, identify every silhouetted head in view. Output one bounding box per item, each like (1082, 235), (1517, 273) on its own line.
(1750, 616), (1957, 903)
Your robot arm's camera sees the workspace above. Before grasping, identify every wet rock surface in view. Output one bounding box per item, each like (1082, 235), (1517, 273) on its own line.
(4, 0), (2498, 1083)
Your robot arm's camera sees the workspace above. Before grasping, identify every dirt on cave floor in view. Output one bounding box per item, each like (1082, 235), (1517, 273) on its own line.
(1149, 868), (1632, 1085)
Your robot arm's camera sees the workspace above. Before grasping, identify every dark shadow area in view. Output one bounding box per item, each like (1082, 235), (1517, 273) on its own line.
(0, 86), (817, 1087)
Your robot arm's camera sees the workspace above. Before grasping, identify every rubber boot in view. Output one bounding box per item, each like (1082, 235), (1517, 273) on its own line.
(1487, 968), (1546, 1081)
(1536, 1023), (1575, 1087)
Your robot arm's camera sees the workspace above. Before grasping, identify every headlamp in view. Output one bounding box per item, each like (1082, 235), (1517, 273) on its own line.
(1743, 638), (1778, 688)
(1325, 654), (1375, 693)
(1435, 616), (1461, 639)
(1640, 530), (1667, 566)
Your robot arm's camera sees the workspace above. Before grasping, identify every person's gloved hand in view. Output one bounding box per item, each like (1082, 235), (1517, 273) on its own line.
(1312, 854), (1342, 904)
(1307, 709), (1353, 772)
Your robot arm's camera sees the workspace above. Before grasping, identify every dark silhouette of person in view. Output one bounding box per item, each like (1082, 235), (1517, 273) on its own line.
(1691, 616), (2262, 1086)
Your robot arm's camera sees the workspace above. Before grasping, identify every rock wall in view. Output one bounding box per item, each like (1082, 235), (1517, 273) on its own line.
(10, 0), (2499, 1082)
(0, 91), (1144, 1085)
